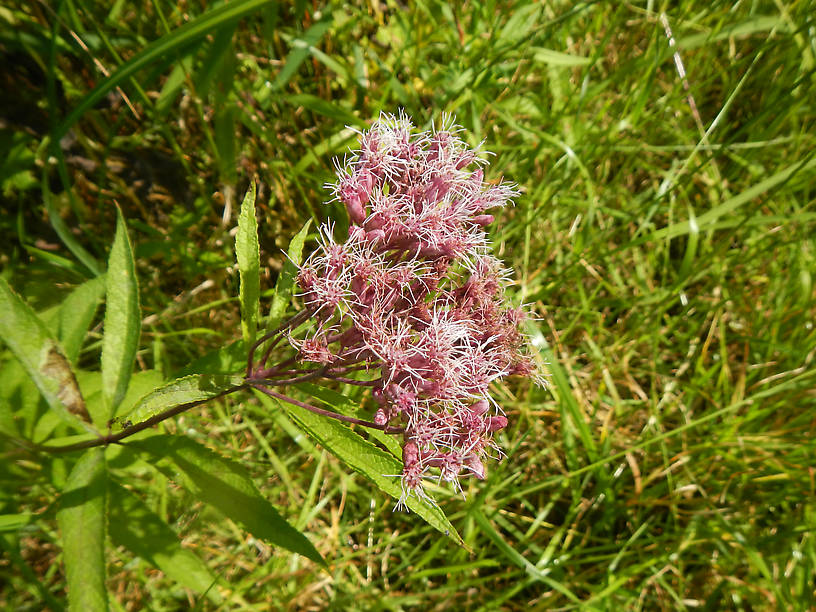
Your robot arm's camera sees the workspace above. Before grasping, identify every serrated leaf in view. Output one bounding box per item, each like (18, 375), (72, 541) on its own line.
(101, 207), (141, 419)
(0, 278), (94, 434)
(108, 481), (222, 604)
(255, 390), (461, 543)
(268, 219), (311, 330)
(58, 275), (106, 365)
(236, 182), (260, 344)
(297, 382), (402, 459)
(57, 448), (108, 612)
(129, 434), (325, 566)
(115, 374), (245, 429)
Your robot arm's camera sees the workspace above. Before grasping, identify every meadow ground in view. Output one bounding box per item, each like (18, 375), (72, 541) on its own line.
(1, 1), (815, 610)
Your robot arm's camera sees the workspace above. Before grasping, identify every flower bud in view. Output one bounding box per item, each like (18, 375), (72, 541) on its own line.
(463, 454), (486, 480)
(485, 415), (508, 433)
(402, 440), (419, 468)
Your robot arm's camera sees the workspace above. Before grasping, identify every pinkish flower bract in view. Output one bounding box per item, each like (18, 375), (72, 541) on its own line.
(286, 112), (540, 506)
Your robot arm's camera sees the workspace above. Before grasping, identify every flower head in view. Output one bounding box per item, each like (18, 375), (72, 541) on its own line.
(296, 112), (540, 505)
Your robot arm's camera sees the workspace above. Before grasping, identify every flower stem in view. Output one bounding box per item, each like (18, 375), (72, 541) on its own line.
(251, 384), (405, 434)
(14, 384), (248, 454)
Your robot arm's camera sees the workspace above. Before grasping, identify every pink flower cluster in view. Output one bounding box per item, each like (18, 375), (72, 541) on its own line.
(294, 112), (538, 504)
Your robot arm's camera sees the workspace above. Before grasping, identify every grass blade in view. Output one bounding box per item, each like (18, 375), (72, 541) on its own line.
(57, 448), (108, 612)
(101, 207), (141, 419)
(651, 156), (816, 241)
(52, 0), (275, 142)
(526, 321), (598, 465)
(472, 509), (580, 603)
(531, 47), (591, 66)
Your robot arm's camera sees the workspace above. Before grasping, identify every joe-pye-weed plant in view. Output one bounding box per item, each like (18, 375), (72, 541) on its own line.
(2, 1), (815, 609)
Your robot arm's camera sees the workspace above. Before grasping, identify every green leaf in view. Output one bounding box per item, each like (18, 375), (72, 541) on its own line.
(255, 390), (461, 543)
(267, 17), (333, 94)
(524, 320), (597, 467)
(174, 339), (247, 377)
(0, 278), (94, 433)
(154, 55), (194, 116)
(472, 509), (580, 602)
(57, 448), (108, 612)
(107, 481), (222, 604)
(531, 47), (591, 67)
(678, 16), (787, 50)
(114, 373), (245, 429)
(297, 382), (402, 459)
(52, 0), (276, 142)
(285, 94), (363, 126)
(215, 104), (239, 184)
(193, 23), (238, 98)
(42, 170), (102, 277)
(236, 182), (260, 345)
(0, 513), (32, 532)
(268, 219), (311, 329)
(130, 434), (326, 566)
(101, 207), (141, 419)
(58, 276), (106, 365)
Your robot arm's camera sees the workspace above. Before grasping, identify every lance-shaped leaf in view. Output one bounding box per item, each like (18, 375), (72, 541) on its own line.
(57, 448), (108, 612)
(0, 278), (94, 433)
(236, 182), (260, 345)
(130, 434), (325, 566)
(113, 374), (245, 429)
(268, 219), (311, 330)
(174, 339), (247, 377)
(108, 481), (222, 604)
(255, 391), (462, 544)
(101, 207), (141, 419)
(297, 383), (402, 459)
(59, 275), (106, 365)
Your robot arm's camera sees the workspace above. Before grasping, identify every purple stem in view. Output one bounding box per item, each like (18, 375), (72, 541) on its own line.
(252, 384), (404, 434)
(246, 310), (311, 377)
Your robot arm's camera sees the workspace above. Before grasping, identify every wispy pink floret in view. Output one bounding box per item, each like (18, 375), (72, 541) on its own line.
(297, 112), (539, 506)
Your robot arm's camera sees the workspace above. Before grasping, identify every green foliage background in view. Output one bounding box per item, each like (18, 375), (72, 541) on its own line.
(1, 1), (815, 609)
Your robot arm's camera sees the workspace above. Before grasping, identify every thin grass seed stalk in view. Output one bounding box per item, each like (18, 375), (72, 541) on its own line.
(249, 112), (542, 507)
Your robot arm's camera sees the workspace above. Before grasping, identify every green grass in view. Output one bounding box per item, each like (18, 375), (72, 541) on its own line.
(2, 0), (815, 609)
